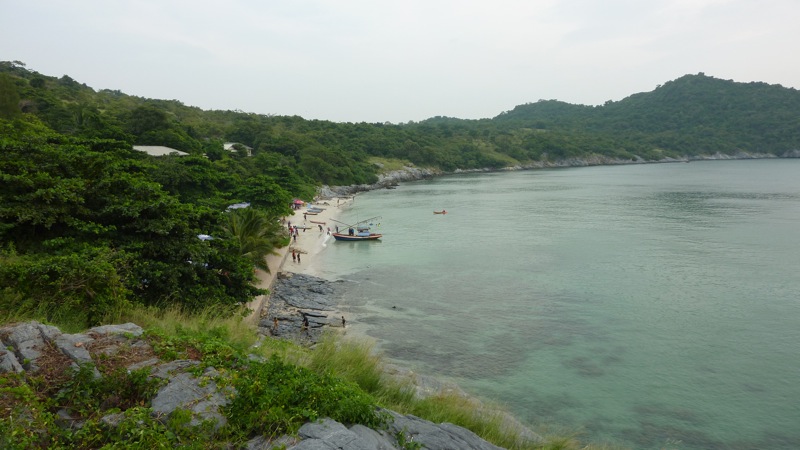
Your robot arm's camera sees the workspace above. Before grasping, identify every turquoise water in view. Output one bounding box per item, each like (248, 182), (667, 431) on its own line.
(312, 159), (800, 449)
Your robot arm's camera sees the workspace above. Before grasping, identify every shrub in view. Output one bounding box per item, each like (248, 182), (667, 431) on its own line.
(226, 354), (385, 438)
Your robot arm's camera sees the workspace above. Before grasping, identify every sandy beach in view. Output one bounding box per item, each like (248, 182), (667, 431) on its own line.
(246, 197), (351, 322)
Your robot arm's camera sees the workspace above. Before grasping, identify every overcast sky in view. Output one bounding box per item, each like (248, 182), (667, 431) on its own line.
(2, 0), (799, 123)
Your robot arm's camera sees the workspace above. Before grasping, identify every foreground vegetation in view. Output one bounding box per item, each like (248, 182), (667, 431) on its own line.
(0, 307), (598, 449)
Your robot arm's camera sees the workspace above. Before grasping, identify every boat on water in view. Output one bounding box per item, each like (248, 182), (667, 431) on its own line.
(434, 210), (447, 214)
(330, 216), (383, 242)
(331, 231), (382, 241)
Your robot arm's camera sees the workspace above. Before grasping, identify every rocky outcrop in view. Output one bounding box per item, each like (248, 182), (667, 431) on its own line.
(258, 272), (347, 345)
(0, 321), (230, 429)
(259, 413), (507, 450)
(2, 319), (527, 449)
(317, 166), (440, 199)
(258, 274), (545, 448)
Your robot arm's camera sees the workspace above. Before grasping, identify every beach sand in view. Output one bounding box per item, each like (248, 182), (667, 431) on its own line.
(246, 197), (351, 322)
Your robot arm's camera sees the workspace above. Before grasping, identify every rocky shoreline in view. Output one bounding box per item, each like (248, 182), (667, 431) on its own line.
(256, 272), (544, 448)
(257, 272), (347, 345)
(317, 150), (799, 198)
(0, 319), (530, 450)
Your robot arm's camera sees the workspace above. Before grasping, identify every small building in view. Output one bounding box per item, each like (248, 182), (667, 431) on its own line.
(223, 142), (253, 157)
(133, 145), (189, 157)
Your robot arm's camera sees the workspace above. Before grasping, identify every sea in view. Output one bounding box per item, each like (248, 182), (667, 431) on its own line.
(309, 159), (800, 449)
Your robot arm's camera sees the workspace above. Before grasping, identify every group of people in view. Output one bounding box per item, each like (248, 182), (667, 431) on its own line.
(287, 222), (305, 242)
(271, 200), (347, 338)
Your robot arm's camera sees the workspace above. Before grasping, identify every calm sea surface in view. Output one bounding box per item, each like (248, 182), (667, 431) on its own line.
(310, 159), (800, 449)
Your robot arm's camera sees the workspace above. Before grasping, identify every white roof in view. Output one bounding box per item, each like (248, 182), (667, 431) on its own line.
(223, 142), (253, 151)
(133, 145), (189, 156)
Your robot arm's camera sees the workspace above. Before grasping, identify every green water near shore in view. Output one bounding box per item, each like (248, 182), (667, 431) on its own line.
(312, 159), (800, 449)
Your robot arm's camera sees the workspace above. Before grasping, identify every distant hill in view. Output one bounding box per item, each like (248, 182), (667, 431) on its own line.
(3, 61), (799, 181)
(493, 73), (800, 157)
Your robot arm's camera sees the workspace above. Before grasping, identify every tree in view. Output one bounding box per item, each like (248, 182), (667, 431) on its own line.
(236, 175), (294, 218)
(0, 74), (21, 119)
(222, 208), (285, 272)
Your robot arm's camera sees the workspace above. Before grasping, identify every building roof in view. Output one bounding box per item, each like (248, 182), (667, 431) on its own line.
(132, 145), (189, 157)
(223, 142), (253, 151)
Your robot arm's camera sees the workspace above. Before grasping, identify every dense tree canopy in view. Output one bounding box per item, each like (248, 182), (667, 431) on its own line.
(0, 116), (288, 326)
(2, 62), (799, 327)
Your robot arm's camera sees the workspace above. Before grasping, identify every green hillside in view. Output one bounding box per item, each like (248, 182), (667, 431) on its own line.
(3, 62), (799, 186)
(2, 61), (800, 328)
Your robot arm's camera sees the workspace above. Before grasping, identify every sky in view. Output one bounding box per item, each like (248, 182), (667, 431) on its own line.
(2, 0), (799, 123)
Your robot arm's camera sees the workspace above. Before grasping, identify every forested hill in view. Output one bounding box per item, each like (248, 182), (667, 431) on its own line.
(2, 61), (800, 186)
(2, 61), (800, 330)
(493, 73), (800, 158)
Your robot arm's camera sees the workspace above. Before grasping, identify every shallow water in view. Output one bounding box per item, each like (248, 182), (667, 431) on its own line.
(312, 159), (800, 449)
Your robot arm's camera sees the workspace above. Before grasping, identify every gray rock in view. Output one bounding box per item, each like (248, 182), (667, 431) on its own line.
(349, 424), (398, 450)
(288, 440), (339, 450)
(385, 410), (504, 450)
(54, 333), (94, 366)
(263, 273), (346, 344)
(0, 343), (23, 373)
(150, 367), (231, 429)
(2, 322), (49, 371)
(89, 323), (144, 337)
(36, 322), (63, 342)
(297, 419), (360, 448)
(0, 321), (539, 449)
(127, 357), (160, 371)
(150, 359), (199, 379)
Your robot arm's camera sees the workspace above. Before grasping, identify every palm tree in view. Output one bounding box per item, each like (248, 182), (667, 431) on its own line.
(222, 207), (285, 272)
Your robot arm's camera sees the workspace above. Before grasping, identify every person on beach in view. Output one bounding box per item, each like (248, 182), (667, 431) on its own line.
(318, 224), (323, 232)
(293, 233), (297, 243)
(297, 252), (301, 263)
(292, 249), (296, 263)
(341, 316), (346, 328)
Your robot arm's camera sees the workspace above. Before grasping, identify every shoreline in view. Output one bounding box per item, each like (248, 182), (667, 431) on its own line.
(249, 196), (355, 323)
(254, 192), (543, 445)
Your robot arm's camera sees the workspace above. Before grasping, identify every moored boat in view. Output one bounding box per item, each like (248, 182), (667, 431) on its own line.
(330, 215), (383, 242)
(434, 210), (447, 214)
(331, 232), (382, 241)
